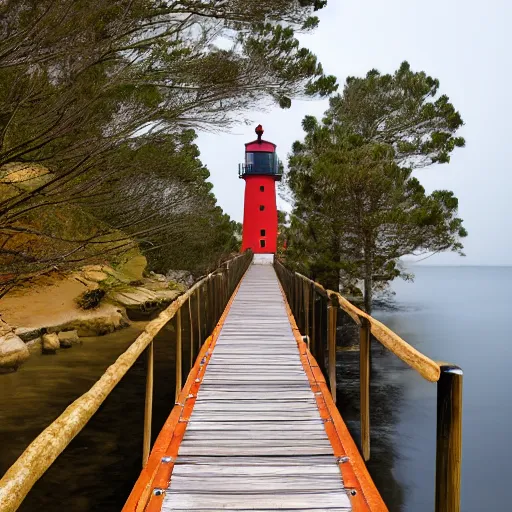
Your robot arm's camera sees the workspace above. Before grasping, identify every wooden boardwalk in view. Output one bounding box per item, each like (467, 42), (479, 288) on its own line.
(127, 262), (386, 511)
(163, 263), (351, 511)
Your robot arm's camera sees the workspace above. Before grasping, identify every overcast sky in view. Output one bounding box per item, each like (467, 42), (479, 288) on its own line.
(197, 0), (511, 266)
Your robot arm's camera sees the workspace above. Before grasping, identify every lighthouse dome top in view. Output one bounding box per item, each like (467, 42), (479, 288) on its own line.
(245, 124), (277, 153)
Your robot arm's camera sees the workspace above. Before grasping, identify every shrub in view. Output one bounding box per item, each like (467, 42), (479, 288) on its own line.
(76, 289), (106, 310)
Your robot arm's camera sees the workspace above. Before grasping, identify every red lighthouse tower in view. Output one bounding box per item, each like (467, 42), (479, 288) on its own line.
(240, 125), (282, 254)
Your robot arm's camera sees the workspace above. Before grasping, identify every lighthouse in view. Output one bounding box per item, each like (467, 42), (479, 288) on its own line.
(239, 125), (282, 254)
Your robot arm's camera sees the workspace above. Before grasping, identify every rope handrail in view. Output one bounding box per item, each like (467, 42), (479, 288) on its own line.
(277, 260), (441, 382)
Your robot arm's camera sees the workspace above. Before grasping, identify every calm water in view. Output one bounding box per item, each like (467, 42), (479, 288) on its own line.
(1, 266), (510, 510)
(343, 265), (512, 511)
(0, 318), (188, 512)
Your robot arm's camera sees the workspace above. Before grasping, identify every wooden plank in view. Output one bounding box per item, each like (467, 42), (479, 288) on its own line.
(169, 475), (344, 492)
(172, 465), (342, 477)
(197, 386), (314, 393)
(161, 509), (348, 512)
(203, 367), (307, 373)
(179, 438), (332, 447)
(194, 393), (315, 400)
(182, 433), (330, 441)
(162, 492), (352, 510)
(193, 398), (316, 404)
(174, 456), (338, 466)
(186, 413), (322, 421)
(177, 445), (335, 456)
(192, 402), (319, 410)
(185, 421), (326, 432)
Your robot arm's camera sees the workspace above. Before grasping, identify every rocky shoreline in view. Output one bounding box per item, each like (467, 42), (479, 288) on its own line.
(0, 257), (192, 374)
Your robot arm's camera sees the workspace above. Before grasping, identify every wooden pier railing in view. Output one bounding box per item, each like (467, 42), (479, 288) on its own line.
(0, 252), (253, 512)
(0, 252), (462, 512)
(274, 259), (463, 512)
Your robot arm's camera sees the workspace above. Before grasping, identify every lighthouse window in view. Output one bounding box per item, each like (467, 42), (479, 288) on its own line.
(245, 152), (275, 174)
(260, 229), (266, 236)
(259, 205), (265, 211)
(260, 240), (266, 248)
(260, 186), (265, 192)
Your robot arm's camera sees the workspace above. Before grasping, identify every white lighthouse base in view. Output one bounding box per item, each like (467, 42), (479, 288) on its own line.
(252, 254), (274, 265)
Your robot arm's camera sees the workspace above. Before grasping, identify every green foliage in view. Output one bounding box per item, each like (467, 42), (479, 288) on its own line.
(324, 61), (464, 167)
(284, 64), (467, 312)
(0, 0), (334, 288)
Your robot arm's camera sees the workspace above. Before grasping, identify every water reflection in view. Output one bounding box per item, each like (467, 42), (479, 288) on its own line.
(336, 311), (409, 511)
(356, 266), (512, 512)
(0, 323), (180, 512)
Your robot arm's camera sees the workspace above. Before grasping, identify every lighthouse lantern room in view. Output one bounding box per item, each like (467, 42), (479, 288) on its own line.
(239, 125), (282, 254)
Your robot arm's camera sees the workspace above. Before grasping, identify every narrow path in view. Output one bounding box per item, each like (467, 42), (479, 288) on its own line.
(162, 264), (352, 511)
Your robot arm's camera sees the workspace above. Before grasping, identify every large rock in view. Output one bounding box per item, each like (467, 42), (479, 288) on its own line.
(14, 327), (43, 342)
(109, 287), (179, 320)
(82, 270), (108, 283)
(47, 305), (129, 337)
(166, 270), (194, 287)
(111, 287), (160, 307)
(149, 272), (166, 282)
(58, 330), (79, 348)
(0, 333), (30, 373)
(42, 333), (60, 353)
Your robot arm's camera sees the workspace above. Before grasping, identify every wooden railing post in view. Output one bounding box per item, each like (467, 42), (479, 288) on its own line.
(317, 295), (326, 376)
(188, 297), (194, 368)
(293, 276), (298, 322)
(218, 271), (223, 318)
(327, 299), (338, 403)
(215, 272), (221, 324)
(435, 364), (463, 512)
(226, 261), (231, 297)
(142, 340), (153, 467)
(214, 272), (220, 322)
(300, 279), (305, 332)
(175, 308), (182, 402)
(304, 279), (310, 340)
(359, 316), (371, 461)
(207, 275), (213, 333)
(310, 283), (316, 357)
(196, 287), (202, 351)
(226, 264), (230, 303)
(221, 269), (227, 315)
